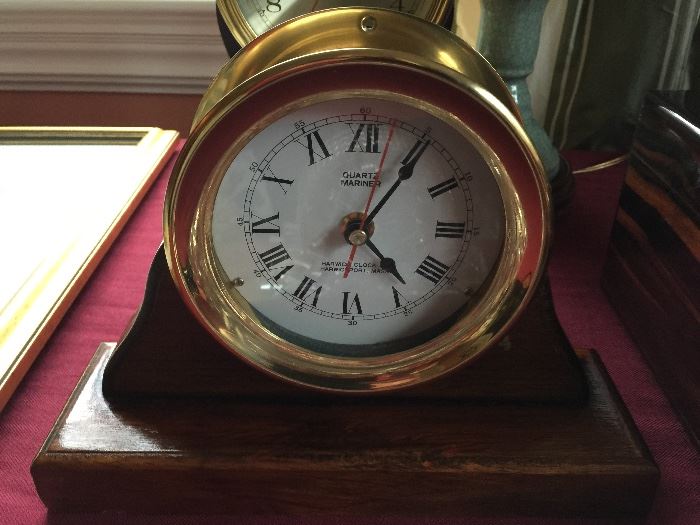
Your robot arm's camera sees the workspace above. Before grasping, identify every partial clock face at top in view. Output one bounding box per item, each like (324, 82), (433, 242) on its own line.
(235, 1), (438, 36)
(211, 95), (504, 357)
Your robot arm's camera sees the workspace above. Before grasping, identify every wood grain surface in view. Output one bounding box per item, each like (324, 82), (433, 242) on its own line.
(602, 91), (700, 450)
(32, 342), (657, 516)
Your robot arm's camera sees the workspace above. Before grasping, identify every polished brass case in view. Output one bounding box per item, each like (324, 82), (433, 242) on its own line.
(164, 8), (550, 392)
(197, 7), (517, 128)
(216, 0), (452, 46)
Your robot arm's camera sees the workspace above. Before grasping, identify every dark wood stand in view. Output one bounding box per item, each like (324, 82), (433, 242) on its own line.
(32, 248), (658, 517)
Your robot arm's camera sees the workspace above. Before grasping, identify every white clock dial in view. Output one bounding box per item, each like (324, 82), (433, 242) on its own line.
(237, 1), (429, 35)
(211, 96), (504, 356)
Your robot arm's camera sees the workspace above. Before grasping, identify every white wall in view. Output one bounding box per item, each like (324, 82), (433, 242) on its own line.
(0, 0), (228, 94)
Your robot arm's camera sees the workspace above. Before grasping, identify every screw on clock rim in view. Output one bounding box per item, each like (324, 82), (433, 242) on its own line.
(215, 1), (454, 47)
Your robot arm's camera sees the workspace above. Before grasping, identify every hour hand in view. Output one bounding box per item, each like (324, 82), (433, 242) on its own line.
(365, 238), (405, 284)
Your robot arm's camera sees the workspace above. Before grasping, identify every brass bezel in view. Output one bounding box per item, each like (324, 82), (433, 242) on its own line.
(216, 1), (452, 47)
(164, 9), (550, 392)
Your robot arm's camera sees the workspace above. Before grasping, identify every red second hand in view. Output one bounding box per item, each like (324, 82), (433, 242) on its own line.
(342, 119), (397, 278)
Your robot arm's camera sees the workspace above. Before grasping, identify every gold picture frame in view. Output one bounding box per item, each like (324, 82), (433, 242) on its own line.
(0, 127), (179, 412)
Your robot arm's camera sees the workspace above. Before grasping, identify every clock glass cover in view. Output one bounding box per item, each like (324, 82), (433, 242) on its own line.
(165, 8), (548, 391)
(211, 95), (504, 357)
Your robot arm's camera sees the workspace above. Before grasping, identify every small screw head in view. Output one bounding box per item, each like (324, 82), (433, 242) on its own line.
(231, 277), (245, 287)
(360, 16), (377, 32)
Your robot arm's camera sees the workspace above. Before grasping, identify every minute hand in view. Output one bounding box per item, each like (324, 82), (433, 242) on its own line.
(365, 140), (430, 224)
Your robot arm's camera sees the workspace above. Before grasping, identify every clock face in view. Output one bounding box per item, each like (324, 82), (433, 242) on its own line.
(234, 1), (439, 36)
(211, 95), (505, 357)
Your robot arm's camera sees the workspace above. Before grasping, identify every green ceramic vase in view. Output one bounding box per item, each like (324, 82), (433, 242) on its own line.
(477, 0), (561, 182)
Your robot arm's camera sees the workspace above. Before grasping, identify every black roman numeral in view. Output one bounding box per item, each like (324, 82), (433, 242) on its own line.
(293, 276), (322, 306)
(261, 170), (294, 194)
(342, 292), (363, 314)
(415, 255), (450, 284)
(435, 221), (466, 239)
(302, 130), (331, 165)
(347, 123), (380, 153)
(251, 213), (280, 235)
(391, 286), (407, 308)
(427, 177), (458, 199)
(259, 243), (291, 270)
(271, 265), (293, 281)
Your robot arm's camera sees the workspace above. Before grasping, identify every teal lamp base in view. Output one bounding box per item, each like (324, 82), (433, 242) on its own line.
(477, 0), (574, 209)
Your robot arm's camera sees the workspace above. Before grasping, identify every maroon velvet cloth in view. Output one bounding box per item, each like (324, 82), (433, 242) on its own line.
(0, 145), (698, 524)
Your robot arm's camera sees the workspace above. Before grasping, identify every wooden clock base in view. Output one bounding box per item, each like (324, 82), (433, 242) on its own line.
(32, 249), (659, 517)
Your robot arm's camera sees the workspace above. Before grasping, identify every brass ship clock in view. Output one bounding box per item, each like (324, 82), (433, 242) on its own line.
(168, 7), (545, 391)
(32, 8), (658, 517)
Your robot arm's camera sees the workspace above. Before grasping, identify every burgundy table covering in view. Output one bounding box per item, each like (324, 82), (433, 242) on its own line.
(1, 145), (698, 524)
